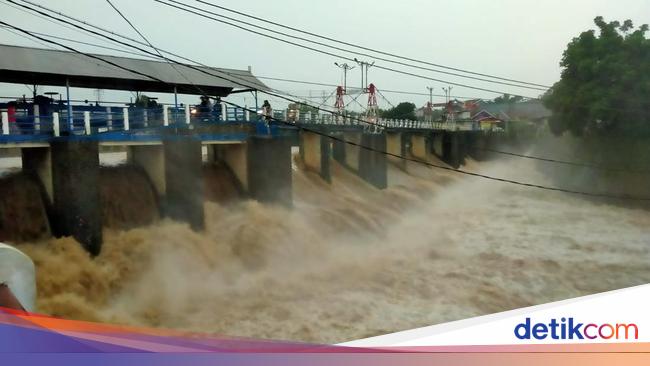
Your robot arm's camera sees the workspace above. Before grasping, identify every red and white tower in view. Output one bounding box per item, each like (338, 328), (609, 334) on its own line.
(366, 83), (378, 122)
(334, 85), (345, 113)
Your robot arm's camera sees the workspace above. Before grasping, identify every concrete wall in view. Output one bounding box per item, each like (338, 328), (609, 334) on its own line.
(50, 140), (102, 256)
(163, 138), (205, 231)
(211, 143), (249, 192)
(442, 131), (461, 169)
(247, 137), (293, 207)
(299, 130), (331, 183)
(358, 134), (388, 189)
(21, 147), (53, 203)
(411, 134), (430, 161)
(343, 132), (362, 171)
(432, 132), (444, 158)
(386, 132), (406, 170)
(127, 145), (165, 196)
(332, 133), (346, 165)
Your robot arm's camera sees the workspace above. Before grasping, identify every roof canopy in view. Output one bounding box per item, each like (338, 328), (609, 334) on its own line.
(0, 44), (268, 96)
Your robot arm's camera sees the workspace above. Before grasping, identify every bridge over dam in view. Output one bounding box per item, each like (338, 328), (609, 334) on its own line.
(0, 44), (503, 255)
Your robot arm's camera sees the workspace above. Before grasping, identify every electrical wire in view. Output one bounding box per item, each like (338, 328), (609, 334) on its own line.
(8, 0), (483, 101)
(151, 0), (541, 99)
(192, 0), (552, 89)
(157, 0), (547, 92)
(6, 2), (649, 175)
(4, 19), (650, 200)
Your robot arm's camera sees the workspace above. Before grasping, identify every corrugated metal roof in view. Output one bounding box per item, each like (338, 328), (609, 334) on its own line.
(0, 44), (268, 96)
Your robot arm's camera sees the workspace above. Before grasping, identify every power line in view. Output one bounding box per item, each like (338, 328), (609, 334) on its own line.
(8, 0), (484, 102)
(154, 0), (546, 92)
(104, 0), (207, 98)
(0, 25), (161, 59)
(151, 0), (541, 99)
(192, 0), (551, 89)
(3, 0), (401, 122)
(8, 2), (648, 175)
(0, 21), (166, 84)
(5, 20), (650, 200)
(0, 0), (142, 57)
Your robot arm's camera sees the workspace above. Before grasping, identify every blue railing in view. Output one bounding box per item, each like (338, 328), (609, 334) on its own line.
(0, 104), (278, 143)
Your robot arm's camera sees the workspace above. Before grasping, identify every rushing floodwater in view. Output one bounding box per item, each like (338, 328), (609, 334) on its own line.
(9, 149), (650, 344)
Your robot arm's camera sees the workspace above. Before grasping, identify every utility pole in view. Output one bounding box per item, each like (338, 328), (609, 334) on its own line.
(442, 86), (453, 103)
(354, 58), (375, 92)
(335, 62), (355, 93)
(442, 86), (454, 124)
(426, 87), (434, 123)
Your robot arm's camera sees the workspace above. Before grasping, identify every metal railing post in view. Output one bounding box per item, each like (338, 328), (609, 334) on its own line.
(106, 107), (113, 129)
(221, 103), (227, 121)
(84, 111), (91, 135)
(1, 112), (8, 135)
(185, 105), (191, 125)
(52, 112), (60, 137)
(163, 105), (169, 126)
(33, 105), (40, 132)
(123, 108), (130, 131)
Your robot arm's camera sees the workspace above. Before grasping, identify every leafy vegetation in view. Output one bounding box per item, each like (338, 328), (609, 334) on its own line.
(543, 17), (650, 136)
(381, 102), (417, 120)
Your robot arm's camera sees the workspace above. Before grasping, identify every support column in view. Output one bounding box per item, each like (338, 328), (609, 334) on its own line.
(247, 136), (293, 206)
(358, 133), (388, 189)
(127, 145), (165, 197)
(213, 143), (248, 192)
(50, 140), (102, 256)
(343, 132), (362, 171)
(442, 131), (461, 169)
(332, 133), (346, 165)
(299, 130), (331, 183)
(432, 132), (444, 158)
(386, 132), (406, 170)
(457, 131), (468, 166)
(472, 132), (488, 161)
(163, 138), (204, 230)
(411, 134), (430, 161)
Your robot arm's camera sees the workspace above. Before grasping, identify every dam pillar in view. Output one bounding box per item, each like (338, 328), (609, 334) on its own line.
(247, 136), (293, 207)
(411, 133), (430, 161)
(386, 132), (406, 170)
(299, 130), (331, 183)
(343, 132), (362, 171)
(210, 143), (248, 193)
(50, 139), (102, 256)
(21, 147), (53, 203)
(468, 131), (488, 161)
(358, 133), (388, 189)
(442, 131), (461, 169)
(163, 137), (204, 231)
(127, 145), (165, 197)
(457, 131), (468, 166)
(332, 133), (346, 165)
(432, 131), (444, 158)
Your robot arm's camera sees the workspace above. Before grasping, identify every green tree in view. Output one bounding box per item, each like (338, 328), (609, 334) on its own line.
(490, 94), (524, 104)
(544, 17), (650, 136)
(382, 102), (417, 120)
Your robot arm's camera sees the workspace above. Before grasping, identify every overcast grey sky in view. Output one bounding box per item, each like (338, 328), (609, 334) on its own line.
(1, 0), (649, 110)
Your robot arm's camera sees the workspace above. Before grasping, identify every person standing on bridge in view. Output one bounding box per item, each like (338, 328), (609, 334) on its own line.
(261, 100), (272, 135)
(213, 97), (223, 122)
(7, 101), (17, 134)
(262, 100), (272, 122)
